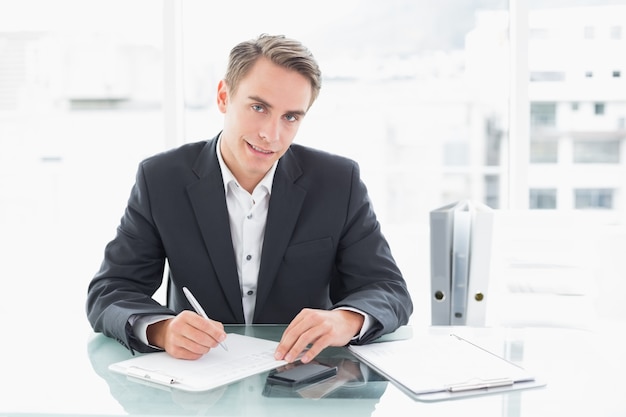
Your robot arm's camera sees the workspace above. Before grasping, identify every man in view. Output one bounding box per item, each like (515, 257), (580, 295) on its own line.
(86, 34), (413, 364)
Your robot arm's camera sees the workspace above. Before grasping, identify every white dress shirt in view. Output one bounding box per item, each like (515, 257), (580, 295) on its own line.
(216, 136), (276, 324)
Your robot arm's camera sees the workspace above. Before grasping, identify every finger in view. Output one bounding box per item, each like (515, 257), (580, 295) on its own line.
(185, 312), (228, 349)
(274, 311), (312, 360)
(178, 310), (227, 347)
(165, 316), (211, 355)
(299, 334), (330, 364)
(291, 318), (336, 363)
(161, 323), (210, 359)
(166, 312), (224, 357)
(168, 338), (211, 360)
(282, 323), (327, 363)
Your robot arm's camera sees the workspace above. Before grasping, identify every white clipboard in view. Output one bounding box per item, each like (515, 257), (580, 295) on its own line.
(109, 333), (286, 392)
(348, 332), (546, 402)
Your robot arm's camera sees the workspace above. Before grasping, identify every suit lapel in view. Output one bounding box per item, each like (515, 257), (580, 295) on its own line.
(186, 138), (244, 322)
(254, 148), (306, 320)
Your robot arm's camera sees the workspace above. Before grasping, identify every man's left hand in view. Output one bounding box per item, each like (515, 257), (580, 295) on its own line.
(274, 309), (364, 363)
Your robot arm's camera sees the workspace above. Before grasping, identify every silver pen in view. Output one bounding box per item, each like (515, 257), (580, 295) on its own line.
(182, 286), (229, 351)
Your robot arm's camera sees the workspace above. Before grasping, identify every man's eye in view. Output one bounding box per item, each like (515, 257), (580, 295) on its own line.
(285, 114), (298, 122)
(252, 104), (264, 112)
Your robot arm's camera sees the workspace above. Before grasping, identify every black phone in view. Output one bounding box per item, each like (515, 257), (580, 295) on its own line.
(266, 362), (337, 388)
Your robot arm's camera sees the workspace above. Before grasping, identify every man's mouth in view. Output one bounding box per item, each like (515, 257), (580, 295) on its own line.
(247, 142), (274, 154)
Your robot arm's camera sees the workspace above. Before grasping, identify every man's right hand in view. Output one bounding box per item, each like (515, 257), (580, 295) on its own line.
(146, 310), (228, 360)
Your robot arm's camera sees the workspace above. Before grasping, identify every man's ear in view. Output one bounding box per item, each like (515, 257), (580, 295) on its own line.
(217, 79), (229, 113)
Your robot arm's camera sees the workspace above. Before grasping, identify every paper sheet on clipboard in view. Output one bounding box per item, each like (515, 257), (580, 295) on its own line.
(348, 332), (545, 402)
(109, 333), (286, 392)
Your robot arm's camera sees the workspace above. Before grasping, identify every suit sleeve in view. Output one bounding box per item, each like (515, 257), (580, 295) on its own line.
(86, 162), (176, 353)
(330, 162), (413, 344)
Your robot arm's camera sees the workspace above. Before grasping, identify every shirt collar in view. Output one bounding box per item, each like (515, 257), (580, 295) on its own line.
(216, 134), (277, 195)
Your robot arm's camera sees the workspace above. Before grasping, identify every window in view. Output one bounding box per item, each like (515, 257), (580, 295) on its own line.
(610, 25), (622, 39)
(527, 3), (626, 214)
(181, 0), (509, 219)
(529, 189), (557, 209)
(485, 116), (504, 166)
(530, 71), (565, 82)
(530, 140), (558, 163)
(530, 27), (550, 39)
(443, 141), (470, 166)
(530, 102), (557, 127)
(0, 0), (165, 251)
(1, 0), (625, 339)
(575, 189), (614, 209)
(0, 0), (168, 370)
(485, 175), (500, 209)
(573, 139), (620, 163)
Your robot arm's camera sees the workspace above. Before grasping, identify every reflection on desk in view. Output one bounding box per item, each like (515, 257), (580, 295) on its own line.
(87, 325), (388, 416)
(2, 324), (626, 416)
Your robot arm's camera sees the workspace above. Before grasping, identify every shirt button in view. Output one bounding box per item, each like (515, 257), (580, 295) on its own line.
(246, 254), (252, 261)
(247, 214), (252, 219)
(247, 290), (254, 296)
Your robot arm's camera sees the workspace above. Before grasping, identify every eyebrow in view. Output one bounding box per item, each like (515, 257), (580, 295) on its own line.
(248, 95), (307, 116)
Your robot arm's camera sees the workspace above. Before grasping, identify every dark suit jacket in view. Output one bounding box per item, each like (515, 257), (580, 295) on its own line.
(86, 136), (413, 353)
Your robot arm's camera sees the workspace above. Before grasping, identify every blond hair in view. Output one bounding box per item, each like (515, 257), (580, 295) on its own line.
(224, 34), (322, 108)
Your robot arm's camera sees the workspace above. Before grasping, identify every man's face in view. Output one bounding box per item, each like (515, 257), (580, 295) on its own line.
(217, 57), (312, 191)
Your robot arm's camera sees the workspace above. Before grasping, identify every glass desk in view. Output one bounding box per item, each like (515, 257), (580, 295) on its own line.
(2, 323), (626, 416)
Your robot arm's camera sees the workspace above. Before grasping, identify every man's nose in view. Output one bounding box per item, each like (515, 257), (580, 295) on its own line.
(259, 116), (280, 142)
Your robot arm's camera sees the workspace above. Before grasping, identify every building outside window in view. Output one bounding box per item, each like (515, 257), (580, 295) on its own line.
(575, 188), (614, 209)
(530, 102), (557, 127)
(530, 139), (559, 163)
(573, 139), (620, 163)
(527, 4), (626, 214)
(594, 102), (606, 115)
(529, 188), (558, 209)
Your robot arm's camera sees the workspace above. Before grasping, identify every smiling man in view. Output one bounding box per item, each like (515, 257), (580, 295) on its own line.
(86, 34), (413, 364)
(218, 55), (310, 194)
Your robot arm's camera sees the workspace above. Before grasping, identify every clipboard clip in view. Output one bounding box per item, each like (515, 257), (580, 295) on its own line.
(447, 377), (514, 392)
(126, 366), (179, 386)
